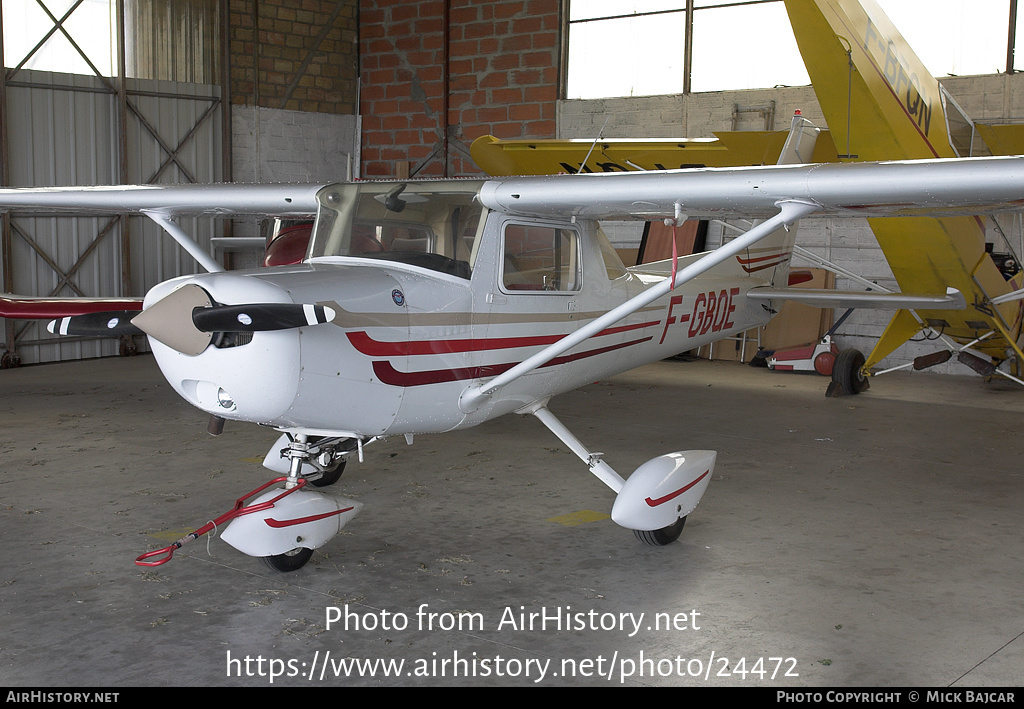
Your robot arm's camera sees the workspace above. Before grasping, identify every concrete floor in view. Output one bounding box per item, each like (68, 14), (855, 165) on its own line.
(0, 354), (1022, 687)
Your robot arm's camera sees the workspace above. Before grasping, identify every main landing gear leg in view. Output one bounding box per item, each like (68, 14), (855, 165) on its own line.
(519, 400), (714, 546)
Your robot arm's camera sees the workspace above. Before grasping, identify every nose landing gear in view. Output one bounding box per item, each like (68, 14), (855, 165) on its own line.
(135, 434), (364, 572)
(263, 433), (359, 487)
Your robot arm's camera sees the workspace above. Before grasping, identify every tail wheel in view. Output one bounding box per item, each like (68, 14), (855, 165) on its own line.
(634, 516), (686, 546)
(832, 348), (869, 395)
(259, 547), (313, 572)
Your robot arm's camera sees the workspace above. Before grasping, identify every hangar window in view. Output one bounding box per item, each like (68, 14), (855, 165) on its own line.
(566, 2), (689, 98)
(688, 1), (807, 94)
(2, 0), (220, 82)
(565, 0), (1017, 99)
(565, 0), (806, 97)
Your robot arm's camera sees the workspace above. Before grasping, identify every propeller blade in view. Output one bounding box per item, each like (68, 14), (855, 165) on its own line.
(131, 284), (337, 356)
(191, 303), (336, 333)
(47, 311), (144, 337)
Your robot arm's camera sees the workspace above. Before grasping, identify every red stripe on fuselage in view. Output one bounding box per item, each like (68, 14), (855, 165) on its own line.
(735, 251), (790, 273)
(346, 320), (660, 357)
(372, 337), (653, 387)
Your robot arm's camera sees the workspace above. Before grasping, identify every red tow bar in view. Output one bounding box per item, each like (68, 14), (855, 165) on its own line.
(135, 477), (307, 566)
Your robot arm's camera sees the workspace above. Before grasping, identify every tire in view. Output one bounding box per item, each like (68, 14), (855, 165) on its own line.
(259, 547), (313, 572)
(309, 459), (346, 488)
(832, 348), (868, 395)
(634, 516), (686, 546)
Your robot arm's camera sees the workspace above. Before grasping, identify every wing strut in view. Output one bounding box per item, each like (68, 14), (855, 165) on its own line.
(143, 211), (224, 273)
(458, 198), (820, 412)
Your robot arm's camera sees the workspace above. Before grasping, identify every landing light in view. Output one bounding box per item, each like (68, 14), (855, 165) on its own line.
(217, 387), (236, 411)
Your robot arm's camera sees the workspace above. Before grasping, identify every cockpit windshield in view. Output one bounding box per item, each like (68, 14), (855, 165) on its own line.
(308, 181), (487, 279)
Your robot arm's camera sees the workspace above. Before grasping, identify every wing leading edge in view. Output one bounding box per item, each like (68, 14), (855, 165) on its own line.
(478, 156), (1024, 222)
(0, 183), (323, 217)
(3, 157), (1023, 225)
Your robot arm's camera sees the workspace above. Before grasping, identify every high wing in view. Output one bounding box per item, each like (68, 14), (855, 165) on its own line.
(0, 183), (321, 216)
(477, 157), (1024, 221)
(470, 130), (840, 175)
(4, 157), (1022, 237)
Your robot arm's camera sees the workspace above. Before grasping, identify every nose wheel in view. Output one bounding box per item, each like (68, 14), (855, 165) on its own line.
(308, 458), (346, 487)
(260, 547), (314, 572)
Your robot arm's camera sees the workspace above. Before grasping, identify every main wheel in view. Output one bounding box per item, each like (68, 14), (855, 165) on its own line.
(634, 516), (686, 546)
(831, 348), (869, 395)
(259, 547), (313, 572)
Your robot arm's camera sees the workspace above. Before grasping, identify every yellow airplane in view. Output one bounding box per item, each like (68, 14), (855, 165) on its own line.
(470, 129), (839, 175)
(472, 0), (1024, 393)
(786, 0), (1024, 391)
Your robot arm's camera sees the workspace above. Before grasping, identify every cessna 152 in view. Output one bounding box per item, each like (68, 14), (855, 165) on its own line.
(1, 152), (1021, 571)
(472, 0), (1024, 392)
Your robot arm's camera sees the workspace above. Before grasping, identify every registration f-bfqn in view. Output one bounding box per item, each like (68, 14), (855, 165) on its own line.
(1, 145), (1021, 570)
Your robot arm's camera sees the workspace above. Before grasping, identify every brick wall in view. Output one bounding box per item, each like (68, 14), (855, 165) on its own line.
(229, 0), (359, 114)
(360, 0), (560, 178)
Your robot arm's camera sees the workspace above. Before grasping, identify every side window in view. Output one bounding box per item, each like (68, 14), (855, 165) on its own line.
(595, 224), (629, 280)
(502, 223), (581, 292)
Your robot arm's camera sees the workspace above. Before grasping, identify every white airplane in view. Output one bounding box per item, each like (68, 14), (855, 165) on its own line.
(2, 145), (1021, 571)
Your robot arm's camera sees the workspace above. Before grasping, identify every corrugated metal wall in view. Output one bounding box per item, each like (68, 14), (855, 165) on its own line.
(125, 0), (220, 84)
(3, 69), (222, 365)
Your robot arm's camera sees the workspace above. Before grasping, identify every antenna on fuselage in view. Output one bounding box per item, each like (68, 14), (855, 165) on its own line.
(578, 116), (611, 174)
(384, 183), (408, 212)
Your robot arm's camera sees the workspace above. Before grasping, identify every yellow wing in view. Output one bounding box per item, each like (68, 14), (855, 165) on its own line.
(470, 130), (838, 176)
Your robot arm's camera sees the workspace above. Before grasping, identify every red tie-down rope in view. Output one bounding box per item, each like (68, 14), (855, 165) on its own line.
(134, 477), (307, 567)
(671, 222), (679, 289)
